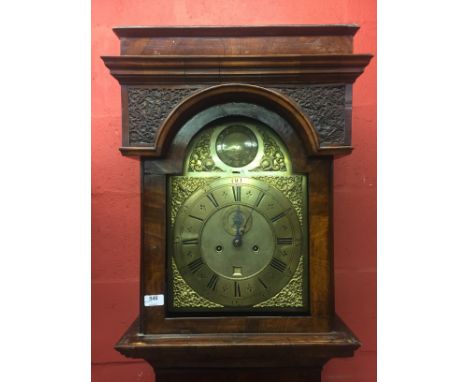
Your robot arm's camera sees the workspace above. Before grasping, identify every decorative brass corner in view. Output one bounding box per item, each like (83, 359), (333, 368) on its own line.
(254, 255), (305, 308)
(187, 131), (223, 173)
(253, 175), (305, 226)
(252, 130), (288, 172)
(171, 259), (223, 308)
(169, 177), (219, 225)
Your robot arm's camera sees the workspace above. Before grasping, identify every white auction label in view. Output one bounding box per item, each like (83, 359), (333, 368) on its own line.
(144, 294), (164, 307)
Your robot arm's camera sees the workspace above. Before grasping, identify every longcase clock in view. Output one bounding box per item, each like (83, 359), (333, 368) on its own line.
(102, 25), (372, 382)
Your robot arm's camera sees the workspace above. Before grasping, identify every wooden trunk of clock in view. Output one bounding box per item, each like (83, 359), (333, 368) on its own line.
(153, 366), (323, 382)
(103, 25), (372, 382)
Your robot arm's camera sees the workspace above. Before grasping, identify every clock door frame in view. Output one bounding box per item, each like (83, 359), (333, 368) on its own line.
(138, 84), (335, 334)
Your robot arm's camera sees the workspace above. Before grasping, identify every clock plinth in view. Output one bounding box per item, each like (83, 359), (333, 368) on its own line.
(102, 24), (372, 382)
(116, 316), (359, 382)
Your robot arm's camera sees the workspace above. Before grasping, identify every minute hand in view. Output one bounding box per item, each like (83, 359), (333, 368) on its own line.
(240, 207), (254, 235)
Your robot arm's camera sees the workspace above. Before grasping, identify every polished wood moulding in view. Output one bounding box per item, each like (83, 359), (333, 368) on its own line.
(101, 54), (372, 85)
(119, 145), (353, 158)
(113, 24), (360, 37)
(116, 316), (359, 374)
(114, 24), (359, 56)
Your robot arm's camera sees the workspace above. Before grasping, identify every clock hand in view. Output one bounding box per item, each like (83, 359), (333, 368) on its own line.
(232, 207), (244, 247)
(240, 207), (254, 235)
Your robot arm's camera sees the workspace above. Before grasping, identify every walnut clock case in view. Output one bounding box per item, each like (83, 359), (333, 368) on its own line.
(102, 25), (372, 382)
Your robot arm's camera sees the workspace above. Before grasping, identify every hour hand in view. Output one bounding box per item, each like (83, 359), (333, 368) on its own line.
(232, 207), (244, 247)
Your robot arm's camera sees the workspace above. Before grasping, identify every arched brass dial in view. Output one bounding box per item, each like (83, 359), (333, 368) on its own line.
(172, 177), (302, 307)
(184, 116), (292, 174)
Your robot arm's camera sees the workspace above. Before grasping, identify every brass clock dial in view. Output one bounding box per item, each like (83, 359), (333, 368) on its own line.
(172, 177), (302, 307)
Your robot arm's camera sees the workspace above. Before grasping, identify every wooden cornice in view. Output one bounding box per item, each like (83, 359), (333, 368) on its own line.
(113, 24), (360, 38)
(101, 54), (373, 85)
(102, 24), (373, 157)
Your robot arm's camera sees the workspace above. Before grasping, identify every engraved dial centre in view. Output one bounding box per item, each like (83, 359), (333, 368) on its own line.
(201, 205), (275, 280)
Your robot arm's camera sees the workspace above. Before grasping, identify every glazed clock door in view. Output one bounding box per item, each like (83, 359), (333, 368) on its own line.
(167, 117), (308, 314)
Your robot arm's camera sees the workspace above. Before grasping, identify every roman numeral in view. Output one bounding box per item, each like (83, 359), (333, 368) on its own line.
(258, 278), (268, 289)
(182, 238), (199, 245)
(232, 186), (241, 202)
(234, 281), (241, 297)
(187, 258), (204, 273)
(270, 258), (287, 272)
(271, 209), (289, 222)
(207, 274), (219, 291)
(255, 192), (265, 207)
(276, 237), (293, 245)
(188, 215), (204, 222)
(207, 193), (219, 208)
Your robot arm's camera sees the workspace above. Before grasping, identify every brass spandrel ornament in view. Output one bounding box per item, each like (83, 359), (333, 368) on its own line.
(254, 175), (305, 226)
(187, 130), (223, 173)
(254, 255), (305, 308)
(252, 130), (287, 172)
(169, 177), (220, 225)
(171, 259), (223, 308)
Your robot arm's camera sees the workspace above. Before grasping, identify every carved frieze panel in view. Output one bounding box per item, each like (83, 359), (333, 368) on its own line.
(128, 87), (202, 145)
(126, 85), (348, 147)
(273, 86), (347, 146)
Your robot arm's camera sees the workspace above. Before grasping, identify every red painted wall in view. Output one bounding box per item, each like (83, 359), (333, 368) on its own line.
(91, 1), (376, 381)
